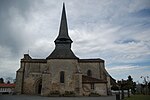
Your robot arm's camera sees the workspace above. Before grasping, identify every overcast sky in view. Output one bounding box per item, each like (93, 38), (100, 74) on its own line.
(0, 0), (150, 83)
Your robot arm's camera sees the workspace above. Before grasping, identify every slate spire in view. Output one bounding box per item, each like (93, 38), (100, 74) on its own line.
(55, 3), (72, 42)
(46, 3), (78, 59)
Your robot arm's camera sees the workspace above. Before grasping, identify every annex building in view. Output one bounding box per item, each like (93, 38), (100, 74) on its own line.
(15, 4), (113, 96)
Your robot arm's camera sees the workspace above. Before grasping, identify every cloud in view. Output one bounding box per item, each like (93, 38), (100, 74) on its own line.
(0, 0), (150, 82)
(107, 65), (149, 72)
(106, 65), (150, 82)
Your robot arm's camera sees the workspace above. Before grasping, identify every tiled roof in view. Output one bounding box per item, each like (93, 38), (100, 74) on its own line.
(0, 84), (15, 88)
(82, 75), (107, 83)
(21, 59), (47, 63)
(79, 58), (104, 63)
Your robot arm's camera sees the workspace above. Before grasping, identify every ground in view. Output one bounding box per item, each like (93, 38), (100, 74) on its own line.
(123, 95), (150, 100)
(0, 95), (116, 100)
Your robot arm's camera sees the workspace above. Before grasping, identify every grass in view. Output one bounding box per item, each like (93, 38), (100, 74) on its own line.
(123, 95), (150, 100)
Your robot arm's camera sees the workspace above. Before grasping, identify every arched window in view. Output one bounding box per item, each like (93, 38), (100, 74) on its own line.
(87, 70), (92, 77)
(60, 71), (65, 83)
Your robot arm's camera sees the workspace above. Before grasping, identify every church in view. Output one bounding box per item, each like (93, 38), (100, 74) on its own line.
(15, 4), (113, 96)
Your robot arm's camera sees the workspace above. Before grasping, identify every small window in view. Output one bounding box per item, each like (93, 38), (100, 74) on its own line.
(87, 70), (92, 77)
(60, 71), (65, 83)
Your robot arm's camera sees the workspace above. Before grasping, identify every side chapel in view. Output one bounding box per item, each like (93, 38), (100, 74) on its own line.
(15, 4), (113, 96)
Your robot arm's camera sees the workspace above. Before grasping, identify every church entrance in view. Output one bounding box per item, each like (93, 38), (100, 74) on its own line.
(35, 79), (42, 95)
(38, 82), (42, 94)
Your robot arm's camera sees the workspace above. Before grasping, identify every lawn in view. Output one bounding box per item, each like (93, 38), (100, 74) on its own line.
(123, 95), (150, 100)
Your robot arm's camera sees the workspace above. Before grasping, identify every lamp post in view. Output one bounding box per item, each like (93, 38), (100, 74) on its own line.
(141, 76), (149, 95)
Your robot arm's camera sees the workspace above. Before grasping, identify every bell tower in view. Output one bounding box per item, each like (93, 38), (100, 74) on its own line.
(47, 3), (78, 59)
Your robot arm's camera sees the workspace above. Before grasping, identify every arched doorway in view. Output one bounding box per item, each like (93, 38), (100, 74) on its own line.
(35, 79), (42, 95)
(38, 82), (42, 94)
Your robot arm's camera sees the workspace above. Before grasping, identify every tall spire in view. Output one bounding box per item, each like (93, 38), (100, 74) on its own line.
(46, 3), (78, 59)
(55, 3), (72, 43)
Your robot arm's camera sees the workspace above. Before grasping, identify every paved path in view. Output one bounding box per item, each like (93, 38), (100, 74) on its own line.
(0, 95), (116, 100)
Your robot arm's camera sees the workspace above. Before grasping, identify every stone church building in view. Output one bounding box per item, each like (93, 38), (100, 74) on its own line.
(15, 4), (112, 96)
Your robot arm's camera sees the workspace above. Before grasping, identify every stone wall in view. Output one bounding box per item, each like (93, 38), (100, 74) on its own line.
(16, 58), (109, 96)
(82, 84), (91, 96)
(79, 62), (101, 79)
(23, 72), (42, 94)
(23, 77), (35, 94)
(82, 83), (107, 96)
(41, 73), (51, 96)
(24, 62), (47, 77)
(15, 68), (24, 94)
(16, 60), (47, 94)
(106, 76), (111, 95)
(15, 62), (25, 94)
(47, 59), (78, 94)
(95, 83), (107, 95)
(74, 73), (82, 96)
(99, 62), (107, 80)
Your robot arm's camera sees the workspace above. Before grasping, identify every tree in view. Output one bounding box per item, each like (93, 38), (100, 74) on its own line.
(0, 78), (4, 83)
(128, 75), (133, 81)
(117, 75), (135, 97)
(148, 82), (150, 94)
(111, 85), (119, 90)
(13, 79), (16, 83)
(6, 77), (13, 83)
(133, 82), (136, 94)
(127, 75), (135, 94)
(7, 80), (10, 84)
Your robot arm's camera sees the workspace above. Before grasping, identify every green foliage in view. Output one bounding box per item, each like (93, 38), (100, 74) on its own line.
(63, 91), (75, 96)
(148, 82), (150, 88)
(7, 81), (10, 84)
(123, 95), (150, 100)
(49, 91), (60, 96)
(117, 75), (136, 94)
(111, 85), (119, 90)
(89, 92), (101, 96)
(128, 75), (133, 81)
(0, 78), (4, 83)
(127, 75), (136, 94)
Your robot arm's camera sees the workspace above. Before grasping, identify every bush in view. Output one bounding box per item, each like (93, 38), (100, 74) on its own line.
(89, 92), (101, 96)
(49, 91), (60, 96)
(63, 91), (75, 96)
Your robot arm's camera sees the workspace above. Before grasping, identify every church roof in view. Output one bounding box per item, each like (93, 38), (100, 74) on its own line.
(79, 58), (104, 62)
(82, 75), (107, 83)
(55, 3), (72, 42)
(46, 3), (78, 59)
(47, 47), (78, 59)
(0, 83), (15, 88)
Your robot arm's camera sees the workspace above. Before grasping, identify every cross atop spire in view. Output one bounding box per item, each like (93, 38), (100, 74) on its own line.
(55, 3), (72, 43)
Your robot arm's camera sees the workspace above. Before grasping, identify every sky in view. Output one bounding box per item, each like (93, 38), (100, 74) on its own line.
(0, 0), (150, 83)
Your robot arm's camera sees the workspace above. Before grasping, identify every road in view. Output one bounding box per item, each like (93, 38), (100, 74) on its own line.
(0, 95), (116, 100)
